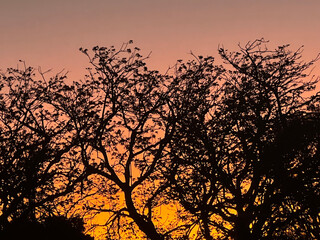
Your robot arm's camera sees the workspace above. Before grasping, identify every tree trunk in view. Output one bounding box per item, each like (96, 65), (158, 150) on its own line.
(234, 226), (251, 240)
(124, 189), (164, 240)
(234, 213), (251, 240)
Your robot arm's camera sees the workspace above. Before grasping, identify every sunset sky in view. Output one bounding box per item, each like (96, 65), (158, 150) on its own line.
(1, 1), (320, 239)
(1, 0), (320, 80)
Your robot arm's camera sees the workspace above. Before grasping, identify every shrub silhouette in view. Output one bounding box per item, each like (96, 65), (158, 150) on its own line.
(0, 216), (93, 240)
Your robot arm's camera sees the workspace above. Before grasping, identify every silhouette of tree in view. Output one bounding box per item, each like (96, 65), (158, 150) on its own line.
(0, 215), (93, 240)
(45, 42), (193, 240)
(0, 65), (90, 230)
(0, 42), (198, 240)
(165, 39), (320, 240)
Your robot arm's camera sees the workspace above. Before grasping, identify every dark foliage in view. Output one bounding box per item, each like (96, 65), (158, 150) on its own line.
(0, 216), (93, 240)
(166, 39), (320, 239)
(47, 42), (179, 240)
(0, 65), (88, 230)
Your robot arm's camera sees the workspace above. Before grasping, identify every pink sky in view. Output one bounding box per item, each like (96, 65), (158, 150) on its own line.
(1, 0), (320, 80)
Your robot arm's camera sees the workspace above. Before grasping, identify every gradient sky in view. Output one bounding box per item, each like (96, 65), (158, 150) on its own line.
(1, 0), (320, 80)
